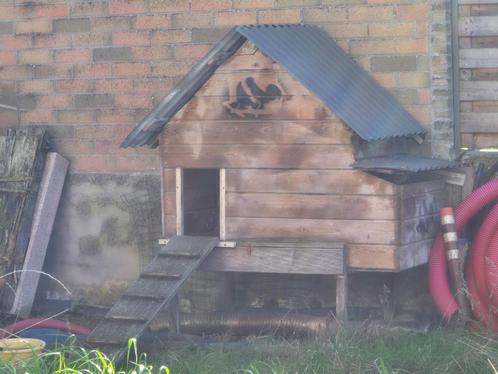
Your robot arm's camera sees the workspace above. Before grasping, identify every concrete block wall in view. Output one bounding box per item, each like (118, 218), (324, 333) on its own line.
(0, 0), (453, 304)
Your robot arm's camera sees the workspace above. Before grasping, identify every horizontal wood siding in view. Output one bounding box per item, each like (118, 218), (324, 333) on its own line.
(459, 2), (498, 148)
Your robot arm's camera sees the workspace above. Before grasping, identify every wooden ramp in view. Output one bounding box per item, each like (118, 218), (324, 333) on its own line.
(86, 235), (218, 358)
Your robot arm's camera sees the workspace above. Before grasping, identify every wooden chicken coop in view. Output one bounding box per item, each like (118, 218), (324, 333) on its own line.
(87, 25), (459, 351)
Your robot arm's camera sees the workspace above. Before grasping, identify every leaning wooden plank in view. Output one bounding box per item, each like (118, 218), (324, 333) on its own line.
(460, 49), (498, 68)
(10, 153), (69, 318)
(460, 81), (498, 101)
(459, 17), (498, 36)
(0, 129), (48, 312)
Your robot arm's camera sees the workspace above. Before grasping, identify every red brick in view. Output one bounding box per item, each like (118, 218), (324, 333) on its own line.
(349, 6), (394, 21)
(38, 95), (72, 109)
(0, 65), (33, 80)
(135, 14), (170, 30)
(74, 63), (112, 78)
(21, 110), (54, 124)
(132, 46), (172, 61)
(0, 6), (15, 20)
(73, 155), (116, 172)
(112, 31), (150, 46)
(115, 94), (152, 108)
(0, 35), (32, 49)
(148, 0), (189, 12)
(57, 110), (96, 123)
(56, 49), (91, 63)
(0, 51), (16, 64)
(32, 34), (71, 49)
(112, 62), (150, 77)
(19, 49), (52, 65)
(96, 109), (135, 124)
(95, 79), (134, 93)
(56, 140), (95, 155)
(70, 1), (109, 16)
(215, 11), (257, 26)
(396, 39), (427, 54)
(151, 30), (191, 45)
(56, 79), (94, 93)
(151, 60), (192, 77)
(94, 16), (131, 32)
(76, 125), (114, 139)
(115, 154), (159, 172)
(174, 44), (211, 59)
(368, 22), (415, 38)
(232, 0), (274, 8)
(397, 4), (429, 21)
(350, 40), (396, 55)
(133, 77), (174, 92)
(16, 19), (52, 34)
(192, 0), (231, 11)
(16, 3), (69, 18)
(110, 0), (146, 15)
(19, 80), (52, 94)
(172, 12), (214, 28)
(258, 8), (302, 24)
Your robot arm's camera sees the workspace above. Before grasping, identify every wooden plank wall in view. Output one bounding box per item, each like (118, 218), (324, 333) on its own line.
(162, 47), (402, 271)
(459, 1), (498, 148)
(161, 45), (443, 271)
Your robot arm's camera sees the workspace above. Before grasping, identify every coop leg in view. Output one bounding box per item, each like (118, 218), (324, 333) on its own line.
(336, 273), (348, 322)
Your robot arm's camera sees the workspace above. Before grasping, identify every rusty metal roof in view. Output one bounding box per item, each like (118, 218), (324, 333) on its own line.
(352, 155), (459, 173)
(122, 24), (427, 148)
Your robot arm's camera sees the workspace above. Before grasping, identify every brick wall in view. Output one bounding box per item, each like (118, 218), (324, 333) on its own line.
(0, 0), (452, 172)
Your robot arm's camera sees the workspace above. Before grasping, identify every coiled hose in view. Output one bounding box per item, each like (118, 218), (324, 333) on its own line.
(429, 178), (498, 329)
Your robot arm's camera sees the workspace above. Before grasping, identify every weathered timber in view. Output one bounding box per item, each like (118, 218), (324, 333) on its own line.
(460, 81), (498, 100)
(459, 17), (498, 36)
(162, 144), (355, 169)
(0, 129), (48, 311)
(225, 169), (395, 195)
(225, 217), (397, 245)
(200, 241), (346, 275)
(460, 48), (498, 68)
(162, 120), (352, 145)
(226, 192), (397, 220)
(175, 95), (331, 122)
(10, 153), (69, 318)
(461, 113), (498, 132)
(87, 235), (218, 359)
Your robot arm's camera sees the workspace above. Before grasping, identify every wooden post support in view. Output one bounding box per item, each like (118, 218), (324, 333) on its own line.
(219, 168), (226, 241)
(168, 294), (180, 335)
(175, 168), (183, 236)
(335, 274), (348, 322)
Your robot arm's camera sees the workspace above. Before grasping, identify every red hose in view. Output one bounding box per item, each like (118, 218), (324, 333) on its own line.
(0, 319), (91, 338)
(429, 178), (498, 327)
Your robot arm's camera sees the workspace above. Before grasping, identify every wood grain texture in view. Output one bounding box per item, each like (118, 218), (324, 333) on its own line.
(461, 112), (498, 132)
(10, 153), (69, 318)
(226, 192), (396, 220)
(200, 242), (345, 275)
(224, 217), (397, 245)
(461, 81), (498, 100)
(225, 169), (395, 195)
(162, 120), (352, 145)
(460, 48), (498, 68)
(163, 144), (355, 169)
(459, 16), (498, 36)
(174, 95), (331, 122)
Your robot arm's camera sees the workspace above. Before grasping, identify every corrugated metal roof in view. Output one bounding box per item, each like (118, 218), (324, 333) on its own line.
(352, 155), (459, 172)
(122, 24), (427, 148)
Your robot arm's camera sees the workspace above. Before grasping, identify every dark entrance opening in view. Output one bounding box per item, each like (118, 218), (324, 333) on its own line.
(182, 169), (220, 237)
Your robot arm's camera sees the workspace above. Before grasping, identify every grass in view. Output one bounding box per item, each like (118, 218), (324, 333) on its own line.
(2, 328), (498, 373)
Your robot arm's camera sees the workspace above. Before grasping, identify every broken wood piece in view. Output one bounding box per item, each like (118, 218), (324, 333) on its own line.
(10, 153), (69, 318)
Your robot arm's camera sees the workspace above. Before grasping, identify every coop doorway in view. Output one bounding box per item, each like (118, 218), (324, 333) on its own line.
(179, 168), (221, 237)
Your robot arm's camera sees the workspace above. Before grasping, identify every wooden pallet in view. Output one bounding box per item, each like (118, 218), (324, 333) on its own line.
(86, 235), (218, 359)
